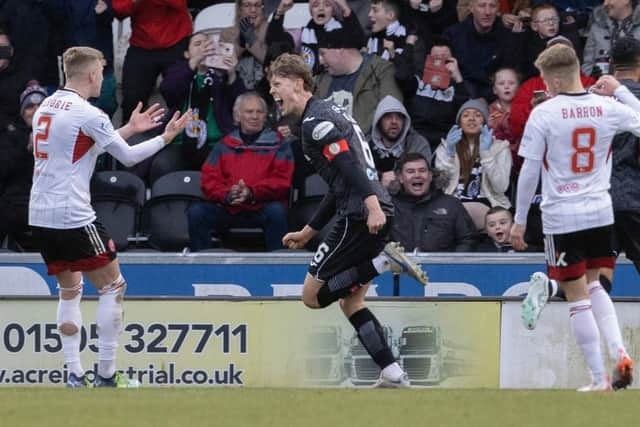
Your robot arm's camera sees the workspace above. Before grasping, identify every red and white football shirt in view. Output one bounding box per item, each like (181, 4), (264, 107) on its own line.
(29, 88), (122, 229)
(519, 92), (640, 234)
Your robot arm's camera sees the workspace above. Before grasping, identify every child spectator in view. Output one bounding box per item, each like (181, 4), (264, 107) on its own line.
(488, 68), (519, 148)
(475, 206), (515, 251)
(367, 0), (407, 62)
(519, 3), (580, 80)
(269, 0), (365, 76)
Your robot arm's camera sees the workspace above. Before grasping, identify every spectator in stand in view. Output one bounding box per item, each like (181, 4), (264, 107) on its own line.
(407, 0), (458, 38)
(314, 25), (402, 134)
(443, 0), (524, 100)
(368, 95), (432, 192)
(219, 0), (269, 90)
(0, 81), (46, 251)
(112, 0), (192, 121)
(391, 152), (477, 252)
(610, 36), (640, 275)
(518, 3), (580, 81)
(0, 29), (31, 130)
(160, 31), (245, 175)
(488, 67), (519, 147)
(582, 0), (640, 77)
(56, 0), (118, 117)
(475, 206), (516, 251)
(0, 1), (50, 86)
(435, 98), (512, 230)
(395, 35), (470, 153)
(188, 92), (294, 251)
(269, 0), (365, 76)
(366, 0), (408, 63)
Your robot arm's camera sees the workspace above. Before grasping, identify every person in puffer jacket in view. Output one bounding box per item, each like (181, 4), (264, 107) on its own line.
(188, 92), (294, 251)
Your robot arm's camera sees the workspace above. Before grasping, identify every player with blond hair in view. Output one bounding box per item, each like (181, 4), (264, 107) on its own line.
(512, 44), (638, 391)
(29, 46), (191, 388)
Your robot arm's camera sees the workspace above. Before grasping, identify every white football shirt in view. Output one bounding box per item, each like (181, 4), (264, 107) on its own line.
(29, 89), (122, 229)
(519, 91), (640, 234)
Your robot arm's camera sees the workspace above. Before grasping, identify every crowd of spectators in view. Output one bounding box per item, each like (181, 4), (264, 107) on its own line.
(0, 0), (633, 253)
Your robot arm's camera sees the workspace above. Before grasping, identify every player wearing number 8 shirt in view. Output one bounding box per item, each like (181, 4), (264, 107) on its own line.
(29, 46), (191, 388)
(511, 44), (639, 391)
(268, 53), (428, 388)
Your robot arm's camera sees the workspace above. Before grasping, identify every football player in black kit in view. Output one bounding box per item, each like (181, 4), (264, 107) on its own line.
(268, 53), (428, 387)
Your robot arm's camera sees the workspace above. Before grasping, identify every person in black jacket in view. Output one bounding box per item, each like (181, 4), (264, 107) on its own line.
(390, 152), (476, 251)
(0, 81), (46, 250)
(610, 36), (640, 275)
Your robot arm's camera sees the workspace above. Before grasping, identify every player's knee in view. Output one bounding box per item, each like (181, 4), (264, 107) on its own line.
(301, 292), (321, 309)
(58, 322), (79, 336)
(99, 274), (127, 300)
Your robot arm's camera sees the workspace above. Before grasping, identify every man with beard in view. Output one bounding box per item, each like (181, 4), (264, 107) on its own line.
(368, 95), (431, 192)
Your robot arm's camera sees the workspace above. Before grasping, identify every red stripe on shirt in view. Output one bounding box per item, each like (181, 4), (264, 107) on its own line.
(72, 130), (95, 163)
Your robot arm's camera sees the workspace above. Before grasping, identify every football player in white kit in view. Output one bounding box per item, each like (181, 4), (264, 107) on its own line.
(29, 47), (191, 388)
(511, 44), (638, 391)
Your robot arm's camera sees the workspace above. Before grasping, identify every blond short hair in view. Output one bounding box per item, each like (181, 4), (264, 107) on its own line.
(534, 44), (579, 78)
(267, 53), (314, 93)
(63, 46), (104, 81)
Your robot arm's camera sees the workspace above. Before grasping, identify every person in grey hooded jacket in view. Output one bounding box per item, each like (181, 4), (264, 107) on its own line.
(368, 95), (432, 192)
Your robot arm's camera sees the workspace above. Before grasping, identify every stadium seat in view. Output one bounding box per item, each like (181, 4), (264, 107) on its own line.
(140, 171), (205, 251)
(91, 171), (146, 251)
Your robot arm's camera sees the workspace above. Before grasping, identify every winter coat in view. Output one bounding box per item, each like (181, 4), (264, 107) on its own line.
(394, 43), (470, 150)
(611, 79), (640, 212)
(442, 15), (523, 100)
(391, 189), (477, 252)
(201, 128), (294, 215)
(435, 136), (512, 209)
(314, 53), (403, 135)
(582, 5), (640, 76)
(159, 60), (244, 137)
(368, 95), (432, 174)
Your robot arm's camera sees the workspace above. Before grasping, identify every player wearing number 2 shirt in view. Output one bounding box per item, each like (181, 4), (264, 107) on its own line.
(268, 53), (427, 388)
(28, 46), (191, 389)
(513, 44), (637, 392)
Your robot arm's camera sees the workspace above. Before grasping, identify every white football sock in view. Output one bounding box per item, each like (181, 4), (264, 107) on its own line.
(381, 362), (404, 380)
(569, 299), (606, 383)
(96, 275), (126, 379)
(588, 280), (626, 360)
(57, 283), (84, 377)
(372, 253), (391, 274)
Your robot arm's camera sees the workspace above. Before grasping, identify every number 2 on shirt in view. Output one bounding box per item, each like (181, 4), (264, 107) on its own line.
(34, 115), (52, 159)
(571, 127), (595, 173)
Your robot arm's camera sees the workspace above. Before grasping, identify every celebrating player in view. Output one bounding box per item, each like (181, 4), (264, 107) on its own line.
(512, 44), (637, 391)
(268, 53), (428, 388)
(29, 46), (191, 388)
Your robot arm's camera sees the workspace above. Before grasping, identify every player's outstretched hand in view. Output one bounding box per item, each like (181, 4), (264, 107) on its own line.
(128, 102), (165, 133)
(591, 75), (621, 97)
(510, 223), (528, 251)
(161, 109), (192, 145)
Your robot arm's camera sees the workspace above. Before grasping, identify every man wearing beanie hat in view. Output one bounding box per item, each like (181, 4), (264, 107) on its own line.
(19, 81), (47, 126)
(435, 97), (512, 230)
(314, 26), (402, 134)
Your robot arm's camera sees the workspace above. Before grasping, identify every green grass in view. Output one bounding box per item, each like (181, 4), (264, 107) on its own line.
(2, 388), (640, 427)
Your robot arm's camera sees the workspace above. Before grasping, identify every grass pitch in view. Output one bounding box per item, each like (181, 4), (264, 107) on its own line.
(2, 388), (640, 427)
